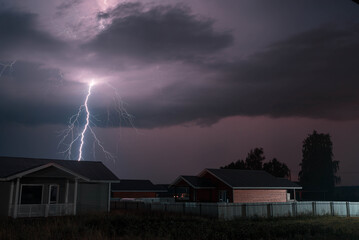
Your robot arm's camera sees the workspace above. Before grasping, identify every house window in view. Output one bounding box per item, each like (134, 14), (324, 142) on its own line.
(174, 187), (189, 201)
(49, 185), (59, 204)
(218, 190), (227, 202)
(20, 185), (43, 204)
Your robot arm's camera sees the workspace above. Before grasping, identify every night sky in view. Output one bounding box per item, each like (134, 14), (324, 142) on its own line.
(1, 0), (359, 185)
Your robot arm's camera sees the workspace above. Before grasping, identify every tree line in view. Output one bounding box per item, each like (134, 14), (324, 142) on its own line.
(221, 130), (340, 192)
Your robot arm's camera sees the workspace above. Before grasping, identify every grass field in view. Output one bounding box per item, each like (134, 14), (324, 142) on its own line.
(1, 211), (359, 239)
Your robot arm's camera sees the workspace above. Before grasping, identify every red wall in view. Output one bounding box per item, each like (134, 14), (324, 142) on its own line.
(173, 171), (289, 203)
(233, 189), (287, 203)
(174, 179), (214, 202)
(201, 172), (233, 202)
(195, 189), (213, 202)
(112, 192), (157, 198)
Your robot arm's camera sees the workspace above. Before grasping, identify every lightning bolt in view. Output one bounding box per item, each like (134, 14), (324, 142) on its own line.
(59, 80), (135, 162)
(78, 80), (94, 161)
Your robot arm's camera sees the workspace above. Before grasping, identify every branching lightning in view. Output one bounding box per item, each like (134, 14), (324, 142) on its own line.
(0, 60), (16, 78)
(59, 80), (135, 162)
(78, 80), (94, 161)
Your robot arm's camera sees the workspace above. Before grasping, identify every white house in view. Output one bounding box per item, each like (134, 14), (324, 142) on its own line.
(0, 156), (119, 218)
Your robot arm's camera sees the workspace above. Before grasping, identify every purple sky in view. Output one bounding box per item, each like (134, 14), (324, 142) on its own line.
(1, 0), (359, 185)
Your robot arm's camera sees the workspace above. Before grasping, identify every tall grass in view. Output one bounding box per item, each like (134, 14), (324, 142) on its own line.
(1, 210), (359, 239)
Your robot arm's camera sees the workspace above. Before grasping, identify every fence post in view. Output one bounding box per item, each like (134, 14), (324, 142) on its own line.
(199, 203), (202, 216)
(312, 202), (316, 216)
(267, 203), (272, 218)
(330, 202), (334, 216)
(45, 204), (49, 217)
(292, 202), (297, 217)
(242, 204), (246, 218)
(346, 202), (350, 217)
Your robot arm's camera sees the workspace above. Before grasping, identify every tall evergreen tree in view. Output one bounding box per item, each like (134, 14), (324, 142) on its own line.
(299, 130), (340, 191)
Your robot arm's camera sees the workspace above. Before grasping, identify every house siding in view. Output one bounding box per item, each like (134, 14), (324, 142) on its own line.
(112, 192), (157, 198)
(20, 177), (70, 204)
(174, 179), (193, 201)
(201, 172), (233, 202)
(195, 189), (213, 202)
(77, 182), (109, 213)
(0, 182), (11, 217)
(233, 189), (287, 203)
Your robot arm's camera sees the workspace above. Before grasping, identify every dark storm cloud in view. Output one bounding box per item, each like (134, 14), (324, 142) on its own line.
(223, 24), (359, 120)
(2, 4), (359, 129)
(0, 61), (84, 126)
(122, 24), (359, 128)
(0, 10), (66, 58)
(85, 3), (233, 62)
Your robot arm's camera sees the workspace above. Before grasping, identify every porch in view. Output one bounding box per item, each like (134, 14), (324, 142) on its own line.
(7, 164), (82, 218)
(9, 203), (75, 218)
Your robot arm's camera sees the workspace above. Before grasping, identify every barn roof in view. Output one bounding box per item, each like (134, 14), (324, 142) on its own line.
(203, 169), (301, 189)
(0, 156), (119, 182)
(112, 179), (167, 192)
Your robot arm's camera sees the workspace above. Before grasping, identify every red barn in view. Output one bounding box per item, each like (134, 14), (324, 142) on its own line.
(171, 169), (301, 203)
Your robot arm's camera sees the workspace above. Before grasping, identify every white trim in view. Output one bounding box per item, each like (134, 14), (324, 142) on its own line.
(48, 184), (60, 204)
(8, 181), (14, 216)
(65, 180), (69, 204)
(73, 178), (78, 215)
(13, 178), (20, 218)
(6, 163), (90, 181)
(19, 184), (44, 205)
(201, 169), (302, 190)
(108, 182), (111, 212)
(170, 176), (215, 190)
(200, 169), (234, 188)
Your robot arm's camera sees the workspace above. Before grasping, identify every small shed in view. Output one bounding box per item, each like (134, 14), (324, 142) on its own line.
(0, 156), (119, 218)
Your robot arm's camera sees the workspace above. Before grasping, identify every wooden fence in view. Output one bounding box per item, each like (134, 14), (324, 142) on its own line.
(111, 201), (359, 220)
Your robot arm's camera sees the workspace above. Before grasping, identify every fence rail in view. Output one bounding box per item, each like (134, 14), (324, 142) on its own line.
(10, 204), (74, 218)
(112, 201), (359, 220)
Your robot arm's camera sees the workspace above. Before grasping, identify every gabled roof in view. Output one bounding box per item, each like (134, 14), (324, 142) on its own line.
(172, 176), (215, 189)
(112, 179), (167, 192)
(203, 169), (301, 189)
(0, 156), (119, 182)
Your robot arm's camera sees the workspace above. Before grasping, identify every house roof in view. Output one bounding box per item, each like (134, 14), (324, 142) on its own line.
(0, 156), (119, 181)
(174, 176), (215, 189)
(112, 179), (167, 192)
(204, 169), (301, 189)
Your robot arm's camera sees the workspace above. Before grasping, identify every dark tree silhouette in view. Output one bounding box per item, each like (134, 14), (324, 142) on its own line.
(298, 130), (340, 191)
(245, 148), (265, 170)
(221, 148), (290, 178)
(263, 158), (290, 178)
(221, 159), (246, 170)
